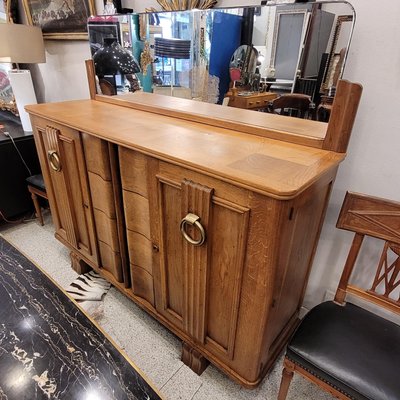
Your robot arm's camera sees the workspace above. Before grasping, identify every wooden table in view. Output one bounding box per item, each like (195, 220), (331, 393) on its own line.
(228, 90), (278, 110)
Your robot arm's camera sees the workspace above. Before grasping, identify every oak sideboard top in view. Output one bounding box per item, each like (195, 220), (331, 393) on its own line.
(26, 98), (344, 199)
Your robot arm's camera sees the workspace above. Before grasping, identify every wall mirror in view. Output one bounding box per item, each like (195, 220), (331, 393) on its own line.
(88, 1), (355, 122)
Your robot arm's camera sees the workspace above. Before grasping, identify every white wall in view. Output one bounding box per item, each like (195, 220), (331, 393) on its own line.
(303, 0), (400, 310)
(31, 0), (400, 311)
(29, 0), (103, 102)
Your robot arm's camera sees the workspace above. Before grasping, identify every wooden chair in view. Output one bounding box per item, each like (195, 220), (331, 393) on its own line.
(99, 78), (117, 96)
(270, 93), (312, 118)
(278, 191), (400, 400)
(26, 174), (48, 226)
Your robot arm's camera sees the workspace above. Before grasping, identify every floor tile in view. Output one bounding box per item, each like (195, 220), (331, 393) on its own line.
(161, 365), (202, 399)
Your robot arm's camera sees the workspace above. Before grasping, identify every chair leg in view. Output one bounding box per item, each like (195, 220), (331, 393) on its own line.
(30, 190), (44, 226)
(278, 358), (295, 400)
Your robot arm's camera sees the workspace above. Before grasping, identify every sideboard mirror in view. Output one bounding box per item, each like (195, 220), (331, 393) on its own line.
(88, 1), (355, 121)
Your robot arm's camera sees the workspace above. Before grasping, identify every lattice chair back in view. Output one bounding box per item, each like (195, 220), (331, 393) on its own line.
(277, 191), (400, 400)
(334, 192), (400, 314)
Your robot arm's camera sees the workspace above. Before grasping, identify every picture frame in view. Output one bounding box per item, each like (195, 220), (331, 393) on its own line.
(22, 0), (95, 40)
(320, 15), (353, 93)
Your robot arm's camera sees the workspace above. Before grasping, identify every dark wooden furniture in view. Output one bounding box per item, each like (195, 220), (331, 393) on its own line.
(271, 93), (313, 119)
(278, 191), (400, 400)
(0, 118), (41, 219)
(317, 95), (334, 122)
(227, 89), (278, 110)
(26, 78), (362, 388)
(26, 174), (47, 225)
(99, 78), (117, 96)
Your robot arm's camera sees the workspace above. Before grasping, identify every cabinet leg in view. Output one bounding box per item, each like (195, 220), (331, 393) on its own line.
(181, 342), (210, 375)
(70, 251), (91, 275)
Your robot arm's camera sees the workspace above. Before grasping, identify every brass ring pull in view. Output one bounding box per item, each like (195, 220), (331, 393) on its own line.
(180, 213), (206, 246)
(48, 150), (61, 172)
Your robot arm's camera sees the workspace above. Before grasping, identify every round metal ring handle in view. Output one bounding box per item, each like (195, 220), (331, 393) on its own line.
(180, 213), (206, 246)
(48, 150), (61, 172)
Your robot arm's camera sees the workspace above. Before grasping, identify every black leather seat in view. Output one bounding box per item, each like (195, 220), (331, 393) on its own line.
(26, 174), (46, 191)
(277, 191), (400, 400)
(287, 301), (400, 400)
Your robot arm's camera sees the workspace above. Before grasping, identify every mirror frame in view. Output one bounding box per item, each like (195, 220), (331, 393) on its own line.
(321, 13), (354, 93)
(88, 0), (356, 133)
(270, 6), (310, 81)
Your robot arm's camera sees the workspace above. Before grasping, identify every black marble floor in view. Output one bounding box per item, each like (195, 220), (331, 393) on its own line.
(0, 236), (162, 400)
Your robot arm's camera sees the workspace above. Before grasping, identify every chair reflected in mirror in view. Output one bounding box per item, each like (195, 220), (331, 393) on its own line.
(278, 191), (400, 400)
(270, 93), (313, 119)
(98, 78), (117, 96)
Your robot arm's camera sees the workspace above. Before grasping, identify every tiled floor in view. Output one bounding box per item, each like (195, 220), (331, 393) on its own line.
(1, 213), (335, 400)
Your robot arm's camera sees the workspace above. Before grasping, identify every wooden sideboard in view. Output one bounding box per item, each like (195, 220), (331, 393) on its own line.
(26, 79), (362, 388)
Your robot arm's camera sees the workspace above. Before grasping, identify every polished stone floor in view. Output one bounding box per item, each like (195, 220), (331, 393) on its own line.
(0, 213), (335, 400)
(0, 236), (161, 400)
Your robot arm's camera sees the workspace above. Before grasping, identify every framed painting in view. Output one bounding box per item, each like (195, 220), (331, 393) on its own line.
(22, 0), (95, 40)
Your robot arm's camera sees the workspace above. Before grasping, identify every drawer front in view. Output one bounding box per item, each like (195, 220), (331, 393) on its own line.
(83, 135), (125, 283)
(119, 147), (155, 307)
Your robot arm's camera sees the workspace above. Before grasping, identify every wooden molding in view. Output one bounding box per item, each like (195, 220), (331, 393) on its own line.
(182, 179), (213, 343)
(323, 80), (363, 153)
(85, 59), (97, 100)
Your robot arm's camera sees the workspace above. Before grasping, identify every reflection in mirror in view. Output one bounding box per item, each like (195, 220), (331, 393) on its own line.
(88, 1), (355, 122)
(229, 45), (259, 89)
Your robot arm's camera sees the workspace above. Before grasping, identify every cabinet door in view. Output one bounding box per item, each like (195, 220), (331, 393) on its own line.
(150, 162), (251, 358)
(33, 122), (97, 265)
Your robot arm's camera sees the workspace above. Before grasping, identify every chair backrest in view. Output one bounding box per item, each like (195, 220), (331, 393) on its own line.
(99, 78), (117, 96)
(271, 93), (312, 118)
(335, 191), (400, 315)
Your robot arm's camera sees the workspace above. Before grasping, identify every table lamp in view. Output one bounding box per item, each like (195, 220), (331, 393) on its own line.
(0, 23), (46, 132)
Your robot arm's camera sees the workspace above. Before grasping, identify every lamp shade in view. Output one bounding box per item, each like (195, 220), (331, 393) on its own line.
(0, 24), (46, 64)
(93, 38), (140, 76)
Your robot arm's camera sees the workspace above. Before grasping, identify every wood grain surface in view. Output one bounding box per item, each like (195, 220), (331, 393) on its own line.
(26, 100), (344, 199)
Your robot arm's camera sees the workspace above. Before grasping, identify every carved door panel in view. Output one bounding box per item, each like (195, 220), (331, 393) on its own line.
(34, 123), (97, 265)
(150, 162), (250, 356)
